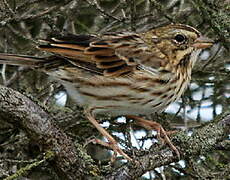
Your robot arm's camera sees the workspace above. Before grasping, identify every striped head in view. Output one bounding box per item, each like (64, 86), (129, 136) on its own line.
(142, 24), (213, 70)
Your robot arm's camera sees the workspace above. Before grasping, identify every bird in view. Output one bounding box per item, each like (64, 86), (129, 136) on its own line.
(0, 24), (213, 161)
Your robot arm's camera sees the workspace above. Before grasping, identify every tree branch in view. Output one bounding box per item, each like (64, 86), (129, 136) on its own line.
(0, 85), (229, 179)
(0, 85), (99, 180)
(105, 114), (230, 179)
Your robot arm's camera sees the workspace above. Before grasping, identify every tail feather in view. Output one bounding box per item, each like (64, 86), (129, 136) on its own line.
(0, 53), (103, 75)
(0, 53), (46, 67)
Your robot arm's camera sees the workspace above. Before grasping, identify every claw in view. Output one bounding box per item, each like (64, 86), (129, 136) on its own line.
(87, 138), (133, 162)
(85, 108), (133, 161)
(126, 115), (180, 159)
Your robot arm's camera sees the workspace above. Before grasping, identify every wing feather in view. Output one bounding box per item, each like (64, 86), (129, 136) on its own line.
(38, 33), (158, 77)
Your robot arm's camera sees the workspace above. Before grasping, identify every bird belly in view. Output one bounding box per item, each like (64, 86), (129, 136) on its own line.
(63, 80), (157, 116)
(62, 82), (179, 116)
(55, 70), (190, 117)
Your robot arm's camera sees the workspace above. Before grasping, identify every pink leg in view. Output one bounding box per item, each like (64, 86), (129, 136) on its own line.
(85, 108), (132, 161)
(126, 115), (180, 159)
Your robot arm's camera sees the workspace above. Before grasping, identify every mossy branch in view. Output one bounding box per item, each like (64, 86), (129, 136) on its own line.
(0, 85), (229, 179)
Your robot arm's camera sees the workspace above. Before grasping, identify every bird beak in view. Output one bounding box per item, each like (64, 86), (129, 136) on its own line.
(192, 36), (214, 49)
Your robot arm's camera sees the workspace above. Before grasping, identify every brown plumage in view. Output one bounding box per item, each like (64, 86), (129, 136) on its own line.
(0, 24), (213, 161)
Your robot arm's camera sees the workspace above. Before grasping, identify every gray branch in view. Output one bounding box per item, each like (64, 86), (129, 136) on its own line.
(0, 85), (229, 179)
(0, 85), (99, 180)
(106, 113), (230, 179)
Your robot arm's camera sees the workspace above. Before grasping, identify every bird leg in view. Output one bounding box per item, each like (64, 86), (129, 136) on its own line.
(126, 115), (180, 159)
(85, 108), (132, 161)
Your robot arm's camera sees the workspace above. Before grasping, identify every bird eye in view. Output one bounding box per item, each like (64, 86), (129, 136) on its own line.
(174, 34), (186, 43)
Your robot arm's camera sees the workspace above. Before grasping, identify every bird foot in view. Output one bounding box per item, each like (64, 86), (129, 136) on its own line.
(126, 115), (180, 159)
(87, 138), (133, 162)
(85, 108), (134, 162)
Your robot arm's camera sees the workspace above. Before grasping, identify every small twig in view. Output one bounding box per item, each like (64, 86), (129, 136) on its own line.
(0, 159), (36, 164)
(202, 43), (222, 69)
(129, 0), (137, 31)
(5, 67), (28, 87)
(3, 0), (15, 15)
(16, 0), (46, 11)
(85, 0), (122, 22)
(4, 151), (55, 180)
(0, 6), (58, 28)
(19, 6), (58, 21)
(75, 19), (92, 33)
(1, 64), (7, 85)
(150, 0), (174, 22)
(169, 164), (198, 178)
(6, 24), (38, 44)
(99, 19), (122, 33)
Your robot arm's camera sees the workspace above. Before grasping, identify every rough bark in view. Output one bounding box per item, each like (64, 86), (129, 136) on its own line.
(0, 85), (229, 179)
(0, 85), (99, 179)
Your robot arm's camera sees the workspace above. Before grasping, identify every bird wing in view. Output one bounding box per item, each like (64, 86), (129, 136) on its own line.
(39, 33), (161, 77)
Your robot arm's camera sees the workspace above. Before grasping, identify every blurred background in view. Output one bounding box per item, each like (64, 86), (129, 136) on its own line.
(0, 0), (229, 179)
